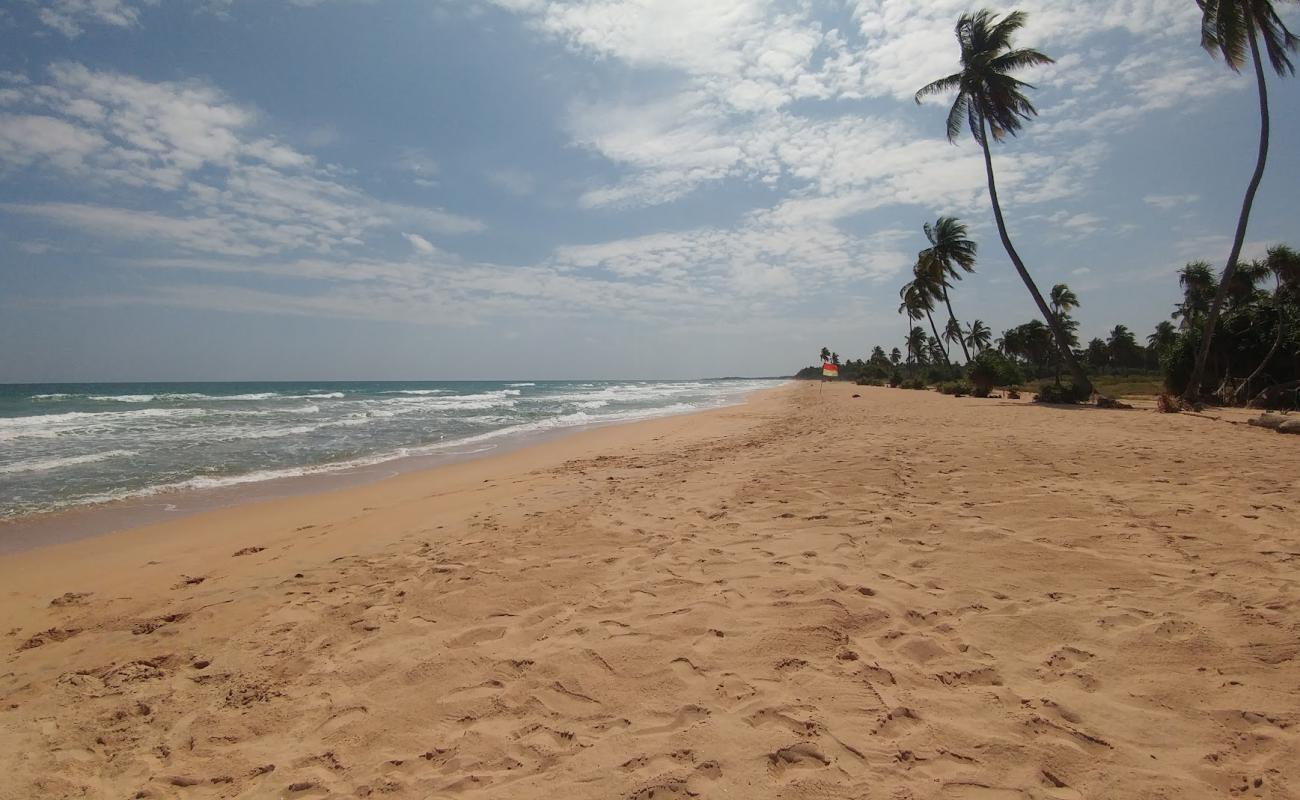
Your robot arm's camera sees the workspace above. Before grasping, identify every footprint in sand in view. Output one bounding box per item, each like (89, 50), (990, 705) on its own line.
(767, 742), (830, 773)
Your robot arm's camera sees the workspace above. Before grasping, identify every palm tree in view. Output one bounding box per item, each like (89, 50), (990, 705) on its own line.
(904, 326), (929, 369)
(964, 319), (993, 353)
(915, 10), (1093, 394)
(889, 347), (903, 367)
(943, 317), (966, 358)
(1147, 320), (1178, 356)
(1175, 261), (1218, 328)
(820, 346), (831, 363)
(1048, 283), (1081, 382)
(900, 278), (950, 366)
(1184, 0), (1298, 401)
(1108, 324), (1142, 369)
(1237, 244), (1300, 400)
(918, 216), (978, 361)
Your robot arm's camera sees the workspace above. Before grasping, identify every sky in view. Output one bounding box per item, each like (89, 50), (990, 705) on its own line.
(0, 0), (1297, 381)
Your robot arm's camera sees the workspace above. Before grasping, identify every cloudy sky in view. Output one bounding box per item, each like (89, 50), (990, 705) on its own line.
(1, 0), (1296, 381)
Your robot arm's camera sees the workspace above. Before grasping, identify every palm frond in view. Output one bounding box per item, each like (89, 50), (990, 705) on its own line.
(915, 71), (962, 103)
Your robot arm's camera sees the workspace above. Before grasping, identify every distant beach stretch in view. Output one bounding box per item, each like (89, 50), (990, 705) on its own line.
(2, 383), (1297, 798)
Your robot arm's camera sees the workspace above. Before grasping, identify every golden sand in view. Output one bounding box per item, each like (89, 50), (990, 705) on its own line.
(2, 383), (1298, 799)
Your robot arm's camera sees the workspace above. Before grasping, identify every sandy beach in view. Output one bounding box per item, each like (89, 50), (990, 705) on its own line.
(2, 383), (1298, 799)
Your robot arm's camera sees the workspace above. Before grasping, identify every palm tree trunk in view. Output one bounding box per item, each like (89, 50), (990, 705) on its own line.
(1184, 26), (1270, 403)
(924, 309), (951, 366)
(941, 286), (971, 362)
(977, 114), (1092, 395)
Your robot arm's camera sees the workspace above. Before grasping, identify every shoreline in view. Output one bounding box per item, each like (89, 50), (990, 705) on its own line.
(0, 383), (784, 554)
(2, 382), (1297, 799)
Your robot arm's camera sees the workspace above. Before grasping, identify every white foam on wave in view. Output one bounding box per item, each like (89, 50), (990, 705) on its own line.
(0, 407), (208, 441)
(382, 389), (451, 395)
(0, 449), (138, 475)
(82, 391), (345, 403)
(507, 382), (536, 387)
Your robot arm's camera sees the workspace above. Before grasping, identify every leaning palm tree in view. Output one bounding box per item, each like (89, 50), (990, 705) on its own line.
(943, 316), (966, 358)
(904, 326), (930, 370)
(1184, 0), (1298, 401)
(902, 272), (951, 367)
(915, 9), (1092, 394)
(918, 216), (978, 361)
(964, 319), (993, 353)
(1047, 283), (1081, 383)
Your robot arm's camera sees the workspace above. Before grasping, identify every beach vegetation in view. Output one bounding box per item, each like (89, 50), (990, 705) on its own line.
(1183, 0), (1298, 401)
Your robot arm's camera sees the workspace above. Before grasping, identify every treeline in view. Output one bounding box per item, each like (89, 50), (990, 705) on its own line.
(799, 243), (1299, 406)
(841, 4), (1300, 407)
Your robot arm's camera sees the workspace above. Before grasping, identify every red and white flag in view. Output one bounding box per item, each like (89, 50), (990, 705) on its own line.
(822, 362), (839, 378)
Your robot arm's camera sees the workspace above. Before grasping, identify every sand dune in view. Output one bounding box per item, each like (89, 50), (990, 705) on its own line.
(2, 383), (1298, 799)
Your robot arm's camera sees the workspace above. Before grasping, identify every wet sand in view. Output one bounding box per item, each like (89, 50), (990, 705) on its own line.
(1, 383), (1297, 799)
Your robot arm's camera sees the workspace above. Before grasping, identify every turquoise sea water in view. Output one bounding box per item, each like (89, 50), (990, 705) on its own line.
(0, 379), (783, 519)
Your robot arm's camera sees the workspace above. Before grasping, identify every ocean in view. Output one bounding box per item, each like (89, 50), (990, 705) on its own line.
(0, 379), (784, 519)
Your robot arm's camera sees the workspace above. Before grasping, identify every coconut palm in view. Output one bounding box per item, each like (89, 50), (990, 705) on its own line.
(1147, 320), (1178, 355)
(1047, 283), (1081, 382)
(900, 277), (950, 366)
(964, 319), (993, 353)
(943, 317), (966, 358)
(889, 347), (903, 367)
(1184, 0), (1299, 401)
(1175, 261), (1218, 328)
(904, 326), (930, 368)
(1237, 244), (1300, 400)
(820, 346), (831, 363)
(1108, 324), (1143, 369)
(918, 216), (978, 361)
(915, 10), (1093, 394)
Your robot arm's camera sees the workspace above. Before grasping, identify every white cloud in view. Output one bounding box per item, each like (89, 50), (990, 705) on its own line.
(37, 0), (144, 37)
(402, 232), (437, 255)
(0, 65), (483, 257)
(1144, 193), (1199, 210)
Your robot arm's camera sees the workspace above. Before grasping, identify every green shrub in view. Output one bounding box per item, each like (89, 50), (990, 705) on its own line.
(1034, 382), (1090, 404)
(888, 370), (903, 388)
(937, 380), (973, 396)
(901, 377), (929, 390)
(967, 351), (1025, 395)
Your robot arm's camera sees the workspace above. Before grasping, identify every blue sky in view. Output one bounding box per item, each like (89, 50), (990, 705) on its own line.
(0, 0), (1296, 381)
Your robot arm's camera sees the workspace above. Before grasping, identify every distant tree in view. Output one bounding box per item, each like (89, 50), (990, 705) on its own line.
(1107, 324), (1144, 368)
(943, 317), (966, 357)
(900, 278), (949, 366)
(964, 319), (992, 353)
(820, 346), (831, 363)
(1175, 261), (1218, 328)
(915, 9), (1092, 393)
(1236, 244), (1300, 400)
(1048, 283), (1082, 382)
(832, 351), (841, 366)
(1147, 320), (1178, 363)
(918, 215), (978, 361)
(905, 326), (929, 368)
(869, 346), (890, 368)
(1085, 337), (1110, 370)
(1001, 320), (1054, 371)
(889, 347), (903, 367)
(1184, 0), (1299, 402)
